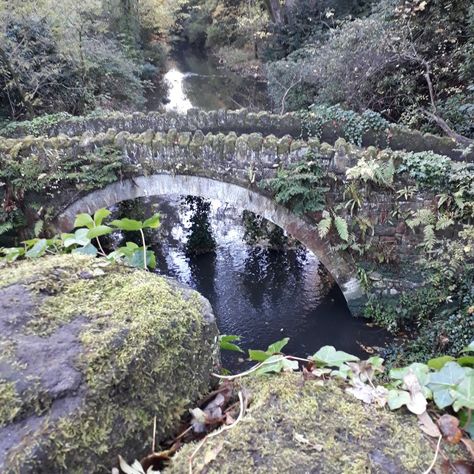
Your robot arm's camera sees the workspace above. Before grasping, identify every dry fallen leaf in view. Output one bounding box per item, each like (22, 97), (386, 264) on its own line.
(346, 379), (388, 407)
(417, 411), (441, 438)
(403, 371), (427, 415)
(437, 414), (462, 444)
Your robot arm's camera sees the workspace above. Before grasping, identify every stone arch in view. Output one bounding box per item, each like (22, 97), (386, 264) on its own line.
(55, 174), (364, 312)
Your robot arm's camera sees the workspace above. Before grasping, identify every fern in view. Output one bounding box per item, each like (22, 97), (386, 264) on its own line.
(318, 215), (332, 238)
(435, 215), (454, 231)
(407, 209), (435, 230)
(34, 220), (44, 237)
(346, 157), (395, 188)
(334, 215), (349, 242)
(264, 154), (329, 216)
(0, 221), (13, 236)
(422, 224), (436, 251)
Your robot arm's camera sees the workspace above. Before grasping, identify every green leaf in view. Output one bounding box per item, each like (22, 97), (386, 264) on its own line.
(72, 243), (98, 256)
(63, 228), (91, 248)
(461, 341), (474, 353)
(128, 249), (156, 269)
(427, 362), (465, 409)
(390, 363), (430, 386)
(367, 356), (384, 370)
(459, 409), (474, 438)
(219, 335), (244, 353)
(457, 356), (474, 368)
(254, 355), (298, 375)
(334, 215), (349, 242)
(86, 225), (113, 239)
(93, 208), (111, 226)
(311, 346), (359, 368)
(387, 389), (411, 411)
(427, 356), (456, 370)
(25, 239), (48, 258)
(74, 213), (94, 229)
(451, 372), (474, 411)
(143, 213), (161, 229)
(1, 247), (25, 262)
(248, 350), (271, 362)
(267, 337), (290, 355)
(110, 218), (143, 231)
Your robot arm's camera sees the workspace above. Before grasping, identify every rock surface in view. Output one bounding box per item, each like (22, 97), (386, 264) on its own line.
(0, 255), (219, 473)
(167, 373), (440, 474)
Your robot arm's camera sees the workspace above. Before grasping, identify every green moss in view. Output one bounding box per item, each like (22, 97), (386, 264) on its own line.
(0, 380), (22, 427)
(167, 374), (439, 474)
(1, 255), (218, 473)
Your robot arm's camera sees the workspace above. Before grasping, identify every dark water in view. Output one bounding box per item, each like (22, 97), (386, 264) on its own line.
(146, 49), (269, 112)
(113, 197), (389, 372)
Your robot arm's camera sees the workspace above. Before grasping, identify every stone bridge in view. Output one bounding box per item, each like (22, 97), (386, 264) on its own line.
(0, 109), (470, 314)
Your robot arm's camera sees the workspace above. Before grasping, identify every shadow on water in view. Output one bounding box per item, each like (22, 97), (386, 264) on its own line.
(110, 196), (391, 373)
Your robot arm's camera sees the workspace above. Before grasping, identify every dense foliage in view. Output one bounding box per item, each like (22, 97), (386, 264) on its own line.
(0, 0), (184, 120)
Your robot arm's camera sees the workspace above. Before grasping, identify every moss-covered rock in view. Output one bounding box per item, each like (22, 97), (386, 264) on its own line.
(0, 255), (219, 473)
(167, 374), (440, 474)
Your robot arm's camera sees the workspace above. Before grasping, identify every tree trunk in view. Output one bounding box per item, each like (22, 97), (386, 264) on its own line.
(263, 0), (284, 25)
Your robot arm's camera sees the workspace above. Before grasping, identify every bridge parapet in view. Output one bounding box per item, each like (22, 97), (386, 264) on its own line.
(1, 108), (472, 161)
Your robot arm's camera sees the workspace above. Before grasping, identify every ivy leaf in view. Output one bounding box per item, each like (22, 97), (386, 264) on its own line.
(459, 409), (474, 438)
(427, 362), (465, 409)
(219, 335), (244, 353)
(74, 213), (94, 229)
(93, 208), (111, 227)
(390, 363), (430, 386)
(143, 213), (161, 229)
(87, 225), (113, 239)
(311, 346), (359, 368)
(25, 239), (48, 258)
(387, 389), (411, 410)
(110, 218), (143, 231)
(451, 372), (474, 411)
(254, 355), (298, 375)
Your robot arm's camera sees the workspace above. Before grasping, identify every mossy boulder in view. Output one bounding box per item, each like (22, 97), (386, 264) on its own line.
(0, 255), (219, 473)
(167, 374), (440, 474)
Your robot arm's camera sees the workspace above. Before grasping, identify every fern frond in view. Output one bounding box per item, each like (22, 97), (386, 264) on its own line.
(334, 215), (349, 242)
(318, 217), (332, 238)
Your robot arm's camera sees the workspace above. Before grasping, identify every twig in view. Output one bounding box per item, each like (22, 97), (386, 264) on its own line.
(152, 416), (156, 453)
(422, 435), (442, 474)
(188, 391), (245, 474)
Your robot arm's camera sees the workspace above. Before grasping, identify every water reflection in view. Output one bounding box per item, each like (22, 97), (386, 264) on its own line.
(110, 196), (389, 371)
(164, 69), (193, 113)
(147, 49), (269, 112)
